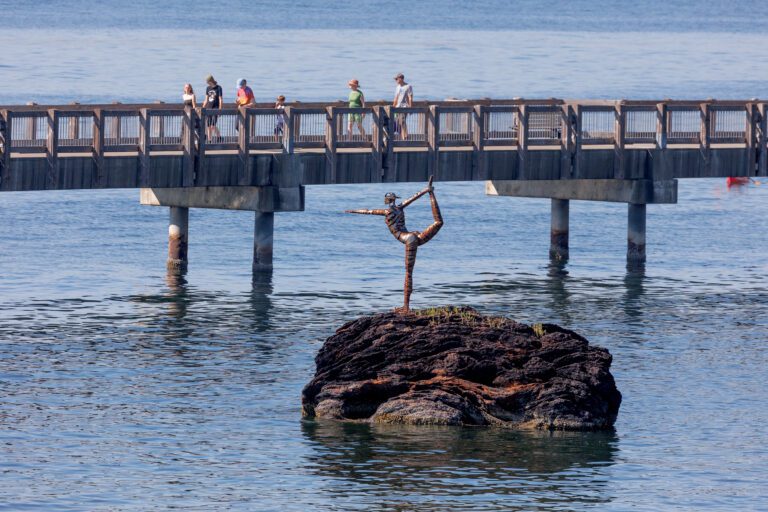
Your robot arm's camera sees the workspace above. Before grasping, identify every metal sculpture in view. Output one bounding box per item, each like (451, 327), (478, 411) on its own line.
(345, 176), (443, 312)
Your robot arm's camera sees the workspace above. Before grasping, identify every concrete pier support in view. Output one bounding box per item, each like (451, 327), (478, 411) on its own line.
(253, 211), (274, 271)
(549, 199), (569, 260)
(627, 203), (646, 263)
(167, 206), (189, 271)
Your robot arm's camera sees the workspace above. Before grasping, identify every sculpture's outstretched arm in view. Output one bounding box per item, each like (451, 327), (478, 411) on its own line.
(400, 175), (434, 208)
(345, 209), (388, 215)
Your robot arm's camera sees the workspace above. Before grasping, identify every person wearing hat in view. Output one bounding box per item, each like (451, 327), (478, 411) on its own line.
(202, 74), (223, 140)
(392, 73), (413, 140)
(236, 78), (255, 107)
(347, 79), (366, 139)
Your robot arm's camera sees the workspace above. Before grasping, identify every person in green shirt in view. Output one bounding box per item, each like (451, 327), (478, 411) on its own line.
(347, 79), (366, 139)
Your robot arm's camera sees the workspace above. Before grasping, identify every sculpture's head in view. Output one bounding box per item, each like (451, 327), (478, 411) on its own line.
(384, 192), (399, 205)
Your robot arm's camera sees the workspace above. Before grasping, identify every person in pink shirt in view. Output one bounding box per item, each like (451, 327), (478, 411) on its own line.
(236, 78), (256, 107)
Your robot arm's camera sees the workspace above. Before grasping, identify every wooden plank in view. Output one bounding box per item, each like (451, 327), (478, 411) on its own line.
(746, 103), (757, 176)
(196, 107), (207, 179)
(0, 111), (10, 188)
(656, 103), (668, 149)
(428, 105), (439, 178)
(284, 107), (295, 154)
(238, 107), (252, 185)
(182, 107), (196, 186)
(325, 107), (337, 183)
(614, 104), (626, 179)
(47, 109), (59, 189)
(139, 108), (151, 187)
(759, 103), (767, 177)
(372, 106), (384, 181)
(700, 103), (710, 176)
(562, 104), (575, 178)
(472, 105), (485, 179)
(93, 109), (105, 187)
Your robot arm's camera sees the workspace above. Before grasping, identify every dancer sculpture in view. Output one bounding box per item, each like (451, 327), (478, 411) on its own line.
(345, 176), (443, 312)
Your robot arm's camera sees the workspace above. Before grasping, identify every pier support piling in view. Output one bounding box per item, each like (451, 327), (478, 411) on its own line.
(253, 211), (274, 271)
(549, 198), (569, 260)
(627, 203), (646, 263)
(168, 206), (189, 271)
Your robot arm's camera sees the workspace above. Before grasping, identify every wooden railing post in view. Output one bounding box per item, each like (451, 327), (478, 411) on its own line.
(472, 105), (484, 151)
(47, 109), (59, 189)
(325, 107), (337, 183)
(758, 103), (767, 177)
(196, 108), (207, 179)
(384, 106), (395, 181)
(473, 105), (485, 180)
(238, 107), (252, 185)
(561, 104), (575, 179)
(614, 103), (626, 179)
(284, 107), (294, 154)
(93, 108), (105, 187)
(139, 108), (150, 187)
(428, 105), (439, 178)
(747, 102), (757, 176)
(656, 102), (668, 149)
(517, 105), (528, 179)
(0, 110), (9, 189)
(182, 106), (196, 187)
(700, 103), (711, 175)
(372, 105), (384, 181)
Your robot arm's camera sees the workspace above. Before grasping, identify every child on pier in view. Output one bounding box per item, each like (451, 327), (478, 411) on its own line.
(274, 95), (287, 143)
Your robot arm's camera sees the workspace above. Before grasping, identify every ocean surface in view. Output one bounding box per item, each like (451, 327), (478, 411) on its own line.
(1, 2), (768, 510)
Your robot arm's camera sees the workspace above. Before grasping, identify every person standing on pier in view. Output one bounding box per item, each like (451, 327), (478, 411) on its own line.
(236, 78), (256, 107)
(182, 83), (197, 108)
(393, 73), (413, 140)
(274, 95), (287, 143)
(347, 79), (366, 139)
(202, 74), (223, 141)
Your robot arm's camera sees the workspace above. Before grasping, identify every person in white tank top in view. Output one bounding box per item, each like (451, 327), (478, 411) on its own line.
(393, 73), (413, 140)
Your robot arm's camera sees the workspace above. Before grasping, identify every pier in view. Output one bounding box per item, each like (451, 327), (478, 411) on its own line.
(2, 98), (765, 269)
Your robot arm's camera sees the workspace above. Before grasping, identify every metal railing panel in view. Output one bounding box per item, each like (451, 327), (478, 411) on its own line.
(57, 111), (96, 152)
(710, 106), (748, 144)
(248, 108), (286, 149)
(389, 107), (429, 147)
(200, 108), (239, 150)
(667, 106), (702, 144)
(8, 112), (48, 152)
(145, 109), (186, 151)
(482, 106), (518, 146)
(438, 107), (473, 146)
(103, 110), (140, 151)
(624, 107), (657, 144)
(579, 107), (615, 145)
(527, 106), (564, 146)
(292, 108), (328, 149)
(333, 107), (374, 148)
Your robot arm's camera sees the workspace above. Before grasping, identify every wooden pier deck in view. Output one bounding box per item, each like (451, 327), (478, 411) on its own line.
(1, 98), (765, 191)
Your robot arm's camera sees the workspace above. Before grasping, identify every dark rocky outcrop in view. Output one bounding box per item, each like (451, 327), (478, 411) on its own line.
(302, 307), (621, 430)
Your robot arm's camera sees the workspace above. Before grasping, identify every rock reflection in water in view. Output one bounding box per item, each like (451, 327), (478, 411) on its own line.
(301, 420), (618, 510)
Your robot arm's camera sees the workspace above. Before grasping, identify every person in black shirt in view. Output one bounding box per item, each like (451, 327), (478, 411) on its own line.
(202, 74), (223, 140)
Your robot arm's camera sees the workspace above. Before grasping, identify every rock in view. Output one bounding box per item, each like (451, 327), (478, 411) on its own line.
(302, 307), (621, 430)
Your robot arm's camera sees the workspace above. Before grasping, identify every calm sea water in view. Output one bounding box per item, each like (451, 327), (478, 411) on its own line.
(2, 2), (768, 511)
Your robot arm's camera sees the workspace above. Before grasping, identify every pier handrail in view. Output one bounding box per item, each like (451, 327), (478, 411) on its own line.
(1, 100), (766, 173)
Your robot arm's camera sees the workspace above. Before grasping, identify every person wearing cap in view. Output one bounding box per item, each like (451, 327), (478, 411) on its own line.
(236, 78), (256, 107)
(393, 73), (413, 140)
(202, 74), (223, 140)
(347, 79), (366, 139)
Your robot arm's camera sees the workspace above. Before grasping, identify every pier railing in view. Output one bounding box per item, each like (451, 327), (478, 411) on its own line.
(1, 99), (766, 176)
